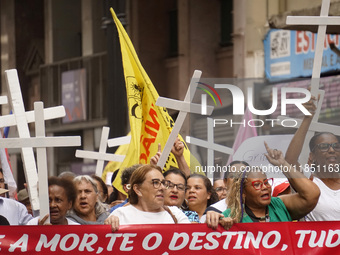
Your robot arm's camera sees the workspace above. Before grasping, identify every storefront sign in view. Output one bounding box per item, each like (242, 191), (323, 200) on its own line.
(264, 29), (340, 81)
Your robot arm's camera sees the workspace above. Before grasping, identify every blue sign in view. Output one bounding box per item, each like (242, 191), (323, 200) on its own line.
(264, 29), (340, 81)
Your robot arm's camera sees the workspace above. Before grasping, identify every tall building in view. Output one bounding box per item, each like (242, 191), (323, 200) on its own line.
(2, 0), (339, 186)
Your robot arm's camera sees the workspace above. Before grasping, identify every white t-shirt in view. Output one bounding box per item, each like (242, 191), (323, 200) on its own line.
(110, 205), (190, 224)
(305, 177), (340, 221)
(26, 217), (79, 225)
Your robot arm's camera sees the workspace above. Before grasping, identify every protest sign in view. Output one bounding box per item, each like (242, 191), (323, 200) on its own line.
(0, 222), (339, 254)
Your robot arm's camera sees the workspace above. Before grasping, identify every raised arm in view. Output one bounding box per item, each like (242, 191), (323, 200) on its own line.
(171, 137), (190, 177)
(150, 138), (190, 177)
(285, 97), (316, 170)
(265, 142), (320, 220)
(150, 143), (162, 165)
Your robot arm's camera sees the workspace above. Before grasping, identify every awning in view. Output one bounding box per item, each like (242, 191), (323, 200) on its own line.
(268, 1), (340, 34)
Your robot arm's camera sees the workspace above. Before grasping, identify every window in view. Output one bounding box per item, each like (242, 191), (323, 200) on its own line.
(220, 0), (233, 47)
(168, 9), (178, 57)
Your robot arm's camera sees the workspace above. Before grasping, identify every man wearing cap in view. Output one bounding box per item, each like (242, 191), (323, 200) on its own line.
(0, 188), (32, 225)
(17, 188), (33, 216)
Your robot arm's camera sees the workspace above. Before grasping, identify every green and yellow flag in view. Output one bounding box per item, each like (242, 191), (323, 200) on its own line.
(109, 8), (201, 194)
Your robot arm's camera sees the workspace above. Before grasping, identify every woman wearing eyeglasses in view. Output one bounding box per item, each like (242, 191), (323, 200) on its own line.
(105, 164), (190, 231)
(163, 168), (200, 223)
(211, 142), (319, 230)
(285, 97), (340, 221)
(213, 179), (228, 200)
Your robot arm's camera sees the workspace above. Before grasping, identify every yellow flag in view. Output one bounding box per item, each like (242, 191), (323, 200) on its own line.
(110, 8), (201, 194)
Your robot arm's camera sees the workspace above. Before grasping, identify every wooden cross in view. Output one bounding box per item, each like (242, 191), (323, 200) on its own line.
(75, 126), (131, 177)
(0, 101), (81, 223)
(155, 70), (214, 169)
(186, 118), (233, 183)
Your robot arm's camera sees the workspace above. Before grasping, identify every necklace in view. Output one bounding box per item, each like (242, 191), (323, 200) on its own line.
(245, 205), (270, 222)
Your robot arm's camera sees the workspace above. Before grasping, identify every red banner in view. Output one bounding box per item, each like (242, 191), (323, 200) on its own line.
(0, 222), (339, 254)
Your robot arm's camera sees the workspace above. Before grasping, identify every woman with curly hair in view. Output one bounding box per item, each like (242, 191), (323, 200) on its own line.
(208, 142), (320, 230)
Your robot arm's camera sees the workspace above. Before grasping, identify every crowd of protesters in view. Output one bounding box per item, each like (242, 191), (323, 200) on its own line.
(1, 97), (339, 230)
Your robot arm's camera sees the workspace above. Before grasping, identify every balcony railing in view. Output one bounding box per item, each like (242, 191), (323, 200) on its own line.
(39, 52), (108, 132)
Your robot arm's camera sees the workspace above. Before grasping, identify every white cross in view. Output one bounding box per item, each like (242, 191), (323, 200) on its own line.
(3, 69), (78, 212)
(278, 90), (340, 166)
(279, 92), (340, 170)
(186, 118), (233, 183)
(0, 106), (66, 129)
(75, 126), (131, 177)
(286, 0), (337, 97)
(0, 101), (81, 222)
(155, 70), (214, 169)
(4, 69), (39, 211)
(282, 0), (340, 166)
(0, 96), (8, 105)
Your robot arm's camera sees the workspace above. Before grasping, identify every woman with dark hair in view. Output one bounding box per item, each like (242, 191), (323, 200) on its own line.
(163, 168), (200, 223)
(285, 97), (340, 221)
(91, 175), (109, 204)
(185, 174), (219, 222)
(213, 178), (227, 200)
(209, 143), (320, 230)
(27, 176), (78, 225)
(108, 170), (127, 207)
(104, 164), (190, 231)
